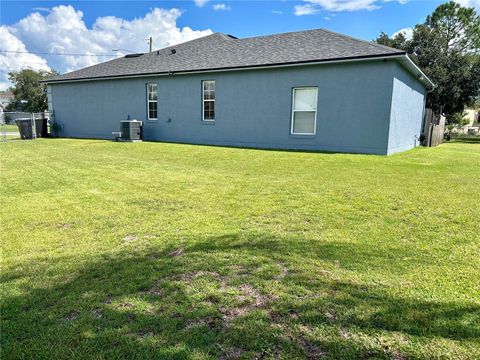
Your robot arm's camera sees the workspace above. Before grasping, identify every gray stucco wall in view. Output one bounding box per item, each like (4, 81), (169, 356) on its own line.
(387, 62), (426, 154)
(50, 60), (419, 155)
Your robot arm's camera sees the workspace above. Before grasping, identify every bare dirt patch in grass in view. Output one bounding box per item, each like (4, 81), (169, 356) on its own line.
(122, 235), (138, 243)
(284, 325), (327, 359)
(143, 234), (158, 239)
(276, 262), (289, 280)
(185, 316), (219, 330)
(64, 311), (78, 322)
(301, 338), (326, 359)
(339, 327), (350, 339)
(325, 309), (337, 321)
(174, 269), (280, 330)
(127, 330), (156, 341)
(116, 301), (134, 309)
(221, 283), (277, 327)
(391, 351), (408, 360)
(146, 281), (164, 297)
(92, 308), (103, 319)
(218, 344), (247, 360)
(168, 247), (184, 257)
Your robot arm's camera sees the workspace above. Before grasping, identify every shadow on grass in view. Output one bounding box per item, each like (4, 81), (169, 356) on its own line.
(2, 233), (478, 359)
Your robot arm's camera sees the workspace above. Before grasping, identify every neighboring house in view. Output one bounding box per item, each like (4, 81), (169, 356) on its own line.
(463, 109), (479, 134)
(449, 109), (480, 135)
(43, 28), (434, 155)
(0, 91), (13, 108)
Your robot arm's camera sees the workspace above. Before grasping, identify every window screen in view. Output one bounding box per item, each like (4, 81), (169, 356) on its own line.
(147, 83), (157, 120)
(291, 87), (318, 135)
(202, 80), (215, 121)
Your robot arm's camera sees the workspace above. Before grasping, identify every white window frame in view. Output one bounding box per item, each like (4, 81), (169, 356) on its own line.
(202, 80), (215, 122)
(290, 87), (318, 135)
(147, 83), (157, 120)
(47, 85), (53, 112)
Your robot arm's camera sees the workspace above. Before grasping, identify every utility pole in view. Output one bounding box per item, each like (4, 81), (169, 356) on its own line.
(148, 37), (153, 52)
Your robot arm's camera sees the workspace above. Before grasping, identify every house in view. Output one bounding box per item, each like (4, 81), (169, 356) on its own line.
(0, 91), (13, 108)
(459, 109), (480, 135)
(43, 28), (434, 155)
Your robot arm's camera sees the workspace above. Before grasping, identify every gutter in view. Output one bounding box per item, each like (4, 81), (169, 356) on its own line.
(396, 54), (435, 88)
(42, 52), (434, 88)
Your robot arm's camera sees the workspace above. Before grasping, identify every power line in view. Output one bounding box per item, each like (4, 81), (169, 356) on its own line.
(0, 50), (119, 57)
(1, 62), (52, 68)
(2, 62), (50, 66)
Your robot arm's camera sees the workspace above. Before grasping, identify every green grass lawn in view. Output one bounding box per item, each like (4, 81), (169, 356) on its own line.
(2, 124), (19, 132)
(1, 139), (479, 359)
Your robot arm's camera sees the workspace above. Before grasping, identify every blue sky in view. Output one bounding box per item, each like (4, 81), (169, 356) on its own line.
(1, 0), (478, 89)
(2, 1), (444, 40)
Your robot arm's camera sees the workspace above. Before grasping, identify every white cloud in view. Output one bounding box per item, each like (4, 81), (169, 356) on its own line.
(212, 3), (231, 11)
(294, 4), (321, 15)
(0, 26), (50, 90)
(392, 27), (413, 40)
(32, 7), (51, 13)
(272, 10), (283, 15)
(294, 0), (408, 15)
(194, 0), (210, 7)
(2, 5), (212, 89)
(454, 0), (480, 10)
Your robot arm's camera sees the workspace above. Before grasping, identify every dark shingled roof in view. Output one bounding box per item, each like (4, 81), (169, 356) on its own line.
(46, 28), (406, 83)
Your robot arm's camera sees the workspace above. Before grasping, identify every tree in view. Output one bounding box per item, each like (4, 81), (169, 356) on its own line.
(448, 111), (470, 127)
(375, 31), (408, 50)
(7, 69), (58, 112)
(374, 1), (480, 123)
(425, 1), (480, 54)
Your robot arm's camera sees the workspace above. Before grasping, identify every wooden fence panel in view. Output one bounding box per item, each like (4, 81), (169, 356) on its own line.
(422, 108), (445, 147)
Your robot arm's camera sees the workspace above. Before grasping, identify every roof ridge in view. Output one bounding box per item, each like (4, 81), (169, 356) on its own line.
(217, 33), (238, 40)
(318, 28), (405, 54)
(236, 28), (323, 41)
(233, 28), (404, 54)
(150, 32), (222, 53)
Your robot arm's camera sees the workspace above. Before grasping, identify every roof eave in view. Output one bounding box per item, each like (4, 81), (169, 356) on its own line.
(397, 54), (435, 88)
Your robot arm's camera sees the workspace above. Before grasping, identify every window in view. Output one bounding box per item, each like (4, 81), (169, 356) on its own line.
(202, 80), (215, 121)
(147, 83), (157, 120)
(291, 87), (318, 135)
(47, 85), (53, 112)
